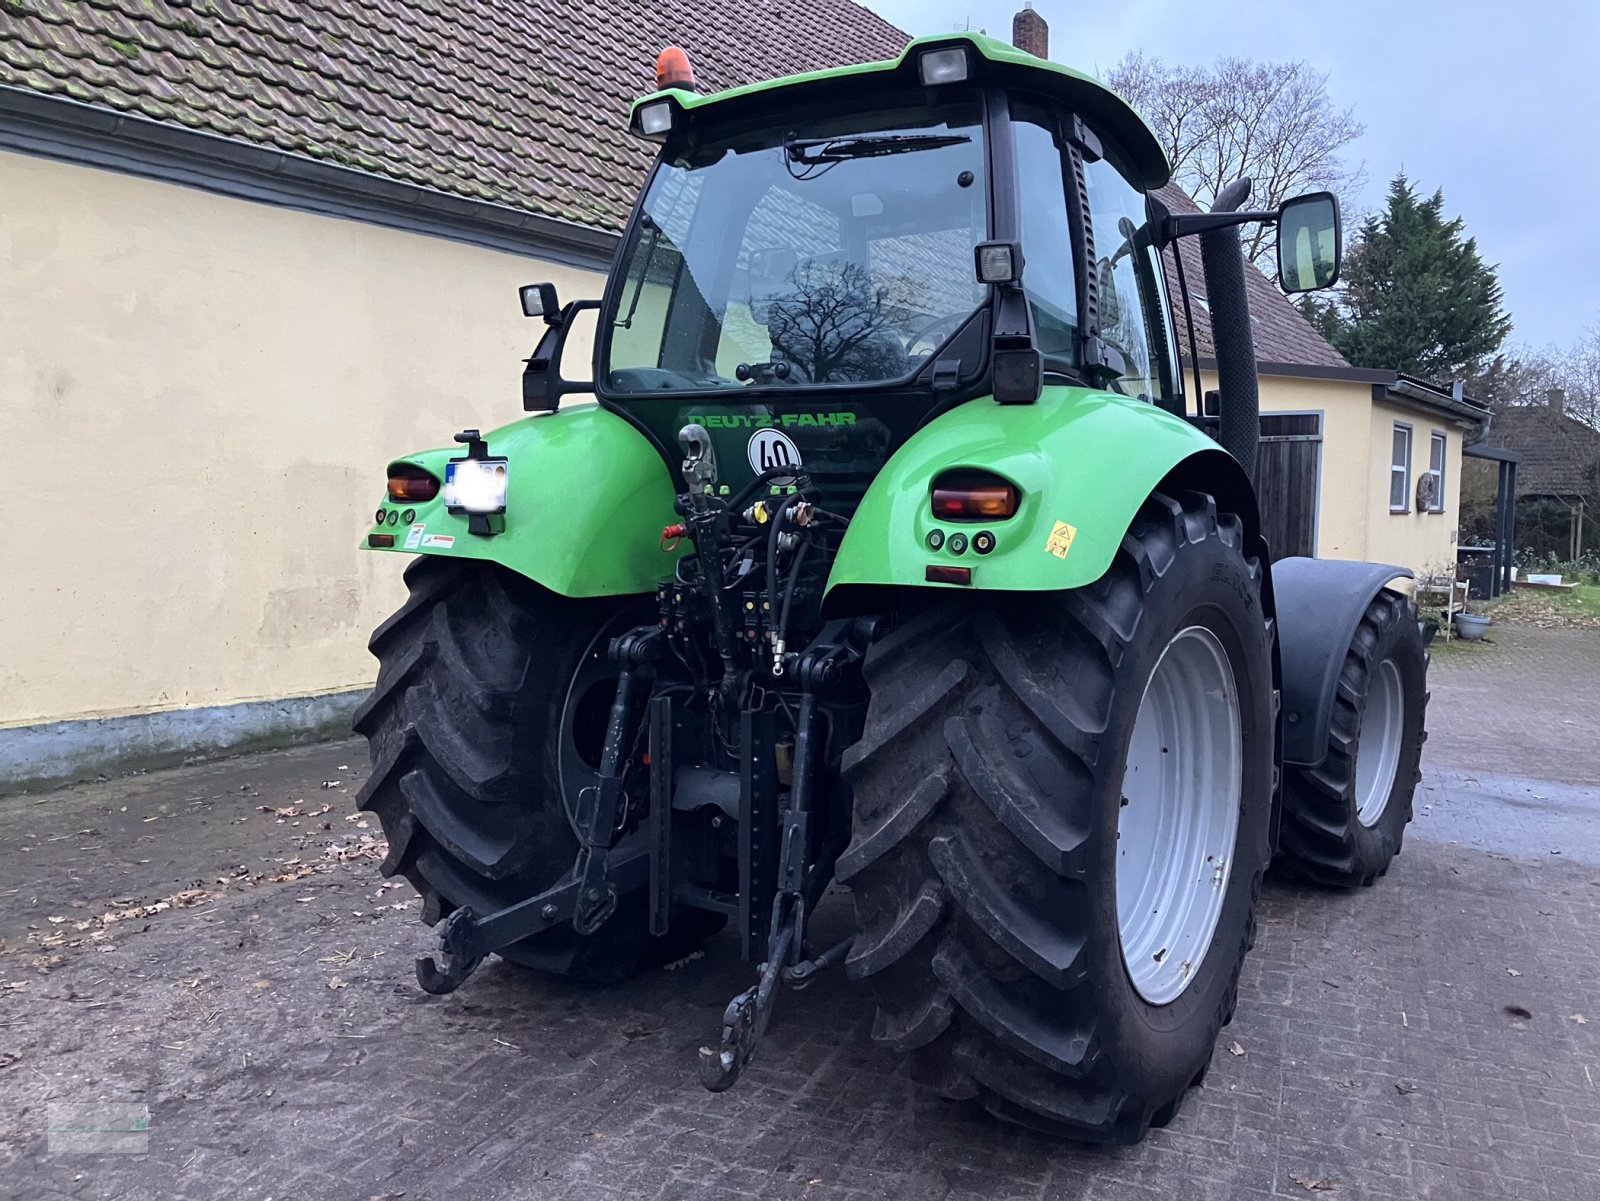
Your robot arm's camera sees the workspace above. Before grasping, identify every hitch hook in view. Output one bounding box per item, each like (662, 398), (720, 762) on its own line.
(697, 916), (796, 1093)
(415, 906), (484, 995)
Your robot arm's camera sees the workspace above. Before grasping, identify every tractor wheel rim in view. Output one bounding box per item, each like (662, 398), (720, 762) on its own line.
(1116, 625), (1244, 1007)
(1354, 658), (1404, 827)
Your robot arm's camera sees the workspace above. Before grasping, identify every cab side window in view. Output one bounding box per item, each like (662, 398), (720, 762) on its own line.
(1012, 109), (1080, 368)
(1082, 155), (1170, 404)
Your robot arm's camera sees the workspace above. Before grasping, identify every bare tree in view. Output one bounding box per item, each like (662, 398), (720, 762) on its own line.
(766, 261), (908, 383)
(1109, 53), (1366, 265)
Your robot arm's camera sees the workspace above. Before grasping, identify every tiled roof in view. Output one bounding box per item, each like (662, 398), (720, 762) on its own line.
(1487, 403), (1600, 498)
(0, 0), (909, 232)
(1155, 183), (1350, 372)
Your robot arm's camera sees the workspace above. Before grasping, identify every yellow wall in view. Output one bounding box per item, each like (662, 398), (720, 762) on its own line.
(1198, 369), (1463, 578)
(0, 151), (605, 728)
(1197, 370), (1371, 560)
(1362, 397), (1463, 581)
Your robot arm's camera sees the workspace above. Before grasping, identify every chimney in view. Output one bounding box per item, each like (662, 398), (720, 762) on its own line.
(1547, 386), (1565, 413)
(1013, 3), (1048, 59)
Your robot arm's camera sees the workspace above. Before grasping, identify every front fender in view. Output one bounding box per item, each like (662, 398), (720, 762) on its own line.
(362, 405), (681, 597)
(827, 386), (1245, 595)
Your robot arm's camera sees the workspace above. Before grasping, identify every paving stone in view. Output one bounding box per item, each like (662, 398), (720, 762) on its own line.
(1, 626), (1598, 1198)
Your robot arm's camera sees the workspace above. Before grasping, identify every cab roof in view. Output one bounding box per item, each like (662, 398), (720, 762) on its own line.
(629, 32), (1170, 190)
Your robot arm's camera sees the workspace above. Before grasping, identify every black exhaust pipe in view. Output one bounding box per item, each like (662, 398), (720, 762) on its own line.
(1198, 178), (1260, 484)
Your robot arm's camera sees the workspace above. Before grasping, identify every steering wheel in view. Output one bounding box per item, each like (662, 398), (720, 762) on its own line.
(905, 310), (971, 359)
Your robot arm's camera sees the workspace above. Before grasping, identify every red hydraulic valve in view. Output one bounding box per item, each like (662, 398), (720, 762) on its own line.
(661, 523), (687, 552)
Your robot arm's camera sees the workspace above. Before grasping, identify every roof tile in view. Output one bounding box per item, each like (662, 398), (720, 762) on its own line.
(2, 0), (908, 230)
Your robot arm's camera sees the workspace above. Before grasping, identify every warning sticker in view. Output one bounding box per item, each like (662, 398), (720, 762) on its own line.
(1045, 520), (1078, 559)
(404, 524), (426, 550)
(420, 533), (455, 549)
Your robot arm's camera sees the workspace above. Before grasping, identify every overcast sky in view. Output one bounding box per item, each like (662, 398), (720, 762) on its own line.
(863, 0), (1599, 352)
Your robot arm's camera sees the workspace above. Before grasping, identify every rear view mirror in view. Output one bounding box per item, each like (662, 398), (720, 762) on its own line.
(519, 282), (561, 322)
(1277, 193), (1341, 293)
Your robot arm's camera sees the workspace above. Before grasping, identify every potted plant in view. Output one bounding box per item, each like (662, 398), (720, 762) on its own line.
(1453, 605), (1492, 641)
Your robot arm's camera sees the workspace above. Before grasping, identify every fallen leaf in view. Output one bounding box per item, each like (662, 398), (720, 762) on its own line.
(327, 976), (346, 990)
(621, 1023), (655, 1041)
(1289, 1173), (1338, 1192)
(1227, 1041), (1245, 1057)
(1571, 1014), (1588, 1025)
(1395, 1081), (1418, 1095)
(1505, 1005), (1533, 1020)
(0, 1051), (21, 1070)
(1507, 968), (1523, 977)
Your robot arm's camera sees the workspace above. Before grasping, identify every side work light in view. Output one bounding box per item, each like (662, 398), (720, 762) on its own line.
(975, 241), (1022, 284)
(919, 47), (970, 86)
(638, 100), (674, 138)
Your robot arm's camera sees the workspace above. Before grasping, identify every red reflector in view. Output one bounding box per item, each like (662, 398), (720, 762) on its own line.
(930, 471), (1019, 522)
(925, 564), (972, 585)
(387, 465), (440, 503)
(368, 533), (396, 548)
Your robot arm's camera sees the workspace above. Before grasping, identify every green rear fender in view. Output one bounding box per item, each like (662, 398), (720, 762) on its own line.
(362, 405), (682, 597)
(827, 386), (1250, 596)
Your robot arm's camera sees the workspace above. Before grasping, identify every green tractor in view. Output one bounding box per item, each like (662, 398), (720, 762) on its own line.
(353, 33), (1427, 1143)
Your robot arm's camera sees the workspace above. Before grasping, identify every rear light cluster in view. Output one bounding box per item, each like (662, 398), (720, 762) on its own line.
(930, 470), (1019, 522)
(387, 464), (440, 504)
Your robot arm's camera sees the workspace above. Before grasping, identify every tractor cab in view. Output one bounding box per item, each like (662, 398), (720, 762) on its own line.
(523, 34), (1189, 510)
(523, 33), (1338, 516)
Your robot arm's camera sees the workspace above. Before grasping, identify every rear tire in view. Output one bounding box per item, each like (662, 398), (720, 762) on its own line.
(353, 557), (718, 982)
(1276, 590), (1428, 888)
(838, 492), (1274, 1143)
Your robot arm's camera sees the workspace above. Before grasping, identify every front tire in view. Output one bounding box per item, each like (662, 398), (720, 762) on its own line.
(353, 557), (716, 982)
(838, 492), (1274, 1143)
(1276, 590), (1428, 888)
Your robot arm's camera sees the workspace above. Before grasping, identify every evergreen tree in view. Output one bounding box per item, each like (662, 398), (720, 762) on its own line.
(1324, 175), (1512, 380)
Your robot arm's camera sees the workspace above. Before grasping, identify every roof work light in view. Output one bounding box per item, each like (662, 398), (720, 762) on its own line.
(918, 46), (969, 86)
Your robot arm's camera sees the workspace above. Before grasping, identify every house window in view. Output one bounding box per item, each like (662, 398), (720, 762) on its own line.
(1390, 424), (1412, 513)
(1426, 431), (1447, 513)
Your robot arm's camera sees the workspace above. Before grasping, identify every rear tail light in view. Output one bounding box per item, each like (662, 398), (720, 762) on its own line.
(925, 565), (972, 585)
(387, 464), (440, 504)
(930, 470), (1020, 522)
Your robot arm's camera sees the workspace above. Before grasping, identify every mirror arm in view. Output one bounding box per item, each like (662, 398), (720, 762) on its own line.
(522, 299), (601, 413)
(1155, 209), (1279, 247)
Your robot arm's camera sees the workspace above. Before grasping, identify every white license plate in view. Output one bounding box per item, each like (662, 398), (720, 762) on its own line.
(444, 458), (509, 514)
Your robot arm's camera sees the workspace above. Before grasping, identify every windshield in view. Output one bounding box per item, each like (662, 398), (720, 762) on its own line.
(603, 98), (988, 395)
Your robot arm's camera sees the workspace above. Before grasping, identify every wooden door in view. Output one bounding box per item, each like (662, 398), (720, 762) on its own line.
(1255, 413), (1321, 561)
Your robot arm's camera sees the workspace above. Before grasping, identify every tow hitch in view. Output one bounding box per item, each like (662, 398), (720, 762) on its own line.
(414, 457), (868, 1093)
